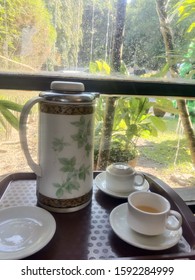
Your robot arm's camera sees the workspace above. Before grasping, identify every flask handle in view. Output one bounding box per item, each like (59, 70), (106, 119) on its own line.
(19, 96), (44, 176)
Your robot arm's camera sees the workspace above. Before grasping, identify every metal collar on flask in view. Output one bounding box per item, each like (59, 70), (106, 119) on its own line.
(39, 81), (98, 103)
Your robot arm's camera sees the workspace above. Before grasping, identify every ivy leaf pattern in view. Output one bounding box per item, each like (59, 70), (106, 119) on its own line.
(56, 188), (64, 198)
(71, 116), (92, 153)
(52, 116), (92, 198)
(71, 115), (85, 127)
(52, 137), (69, 152)
(67, 171), (77, 181)
(53, 179), (80, 197)
(53, 182), (66, 198)
(71, 131), (86, 148)
(78, 164), (90, 181)
(58, 157), (76, 172)
(65, 180), (80, 194)
(87, 120), (91, 134)
(85, 143), (92, 157)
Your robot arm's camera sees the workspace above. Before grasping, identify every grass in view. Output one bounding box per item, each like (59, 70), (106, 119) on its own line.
(140, 117), (194, 175)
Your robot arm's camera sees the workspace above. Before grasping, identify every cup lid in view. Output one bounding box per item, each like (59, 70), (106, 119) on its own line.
(106, 162), (134, 175)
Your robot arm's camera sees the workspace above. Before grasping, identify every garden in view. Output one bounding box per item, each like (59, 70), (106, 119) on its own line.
(0, 90), (194, 189)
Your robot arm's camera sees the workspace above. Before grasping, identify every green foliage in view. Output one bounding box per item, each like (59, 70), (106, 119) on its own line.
(0, 0), (56, 70)
(0, 99), (23, 130)
(94, 95), (177, 163)
(152, 98), (179, 115)
(171, 0), (195, 72)
(179, 40), (195, 79)
(123, 0), (165, 70)
(89, 60), (111, 74)
(175, 0), (195, 35)
(120, 60), (129, 75)
(1, 0), (195, 73)
(45, 0), (83, 69)
(91, 57), (178, 163)
(113, 97), (167, 149)
(80, 0), (116, 66)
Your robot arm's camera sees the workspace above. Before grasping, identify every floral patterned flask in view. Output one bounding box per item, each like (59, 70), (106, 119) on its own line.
(19, 81), (98, 212)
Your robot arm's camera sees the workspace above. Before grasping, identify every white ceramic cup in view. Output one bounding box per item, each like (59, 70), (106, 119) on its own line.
(127, 191), (182, 236)
(106, 162), (145, 193)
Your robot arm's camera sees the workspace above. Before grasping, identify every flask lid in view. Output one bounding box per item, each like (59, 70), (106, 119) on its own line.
(51, 81), (85, 92)
(40, 81), (98, 103)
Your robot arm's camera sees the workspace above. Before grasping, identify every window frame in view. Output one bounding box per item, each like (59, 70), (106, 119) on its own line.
(0, 72), (194, 98)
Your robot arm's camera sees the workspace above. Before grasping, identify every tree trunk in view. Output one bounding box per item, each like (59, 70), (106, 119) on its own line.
(112, 0), (127, 72)
(155, 0), (177, 75)
(177, 99), (195, 167)
(96, 0), (127, 170)
(96, 96), (117, 170)
(156, 0), (195, 168)
(105, 0), (111, 62)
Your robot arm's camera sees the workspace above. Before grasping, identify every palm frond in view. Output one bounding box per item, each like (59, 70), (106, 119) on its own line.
(0, 100), (23, 130)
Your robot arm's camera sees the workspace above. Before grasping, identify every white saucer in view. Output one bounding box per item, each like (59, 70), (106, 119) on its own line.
(0, 206), (56, 259)
(109, 203), (182, 250)
(94, 171), (149, 198)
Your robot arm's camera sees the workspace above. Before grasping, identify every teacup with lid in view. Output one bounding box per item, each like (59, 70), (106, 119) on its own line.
(106, 162), (145, 193)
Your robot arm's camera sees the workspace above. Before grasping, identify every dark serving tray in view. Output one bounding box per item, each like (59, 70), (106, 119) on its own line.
(0, 172), (195, 260)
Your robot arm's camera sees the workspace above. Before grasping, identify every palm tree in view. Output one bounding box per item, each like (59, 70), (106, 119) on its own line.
(156, 0), (195, 168)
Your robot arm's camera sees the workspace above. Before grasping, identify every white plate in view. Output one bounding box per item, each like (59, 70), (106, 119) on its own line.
(0, 206), (56, 259)
(109, 203), (182, 250)
(94, 171), (149, 198)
